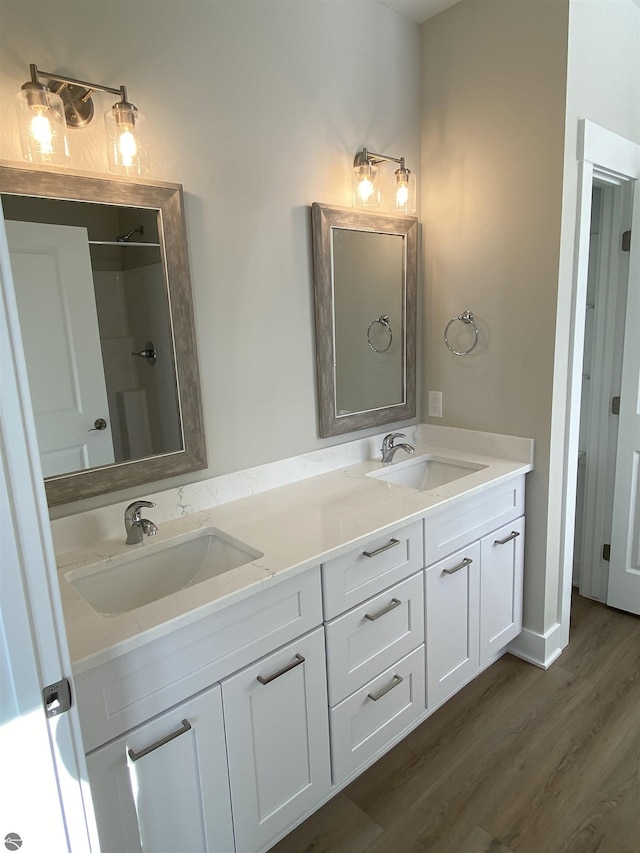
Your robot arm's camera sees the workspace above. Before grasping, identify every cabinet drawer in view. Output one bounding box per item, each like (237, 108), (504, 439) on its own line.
(329, 645), (425, 785)
(322, 520), (423, 619)
(325, 572), (424, 706)
(424, 476), (524, 566)
(75, 567), (322, 751)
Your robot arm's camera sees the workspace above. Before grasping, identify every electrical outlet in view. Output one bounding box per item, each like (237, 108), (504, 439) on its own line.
(428, 390), (443, 418)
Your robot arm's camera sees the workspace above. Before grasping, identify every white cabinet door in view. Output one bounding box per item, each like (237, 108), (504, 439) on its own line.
(222, 627), (331, 853)
(86, 683), (234, 853)
(425, 541), (480, 709)
(480, 516), (525, 662)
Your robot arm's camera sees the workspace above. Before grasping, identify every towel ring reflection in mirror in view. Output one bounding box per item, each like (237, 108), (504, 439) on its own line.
(444, 309), (479, 356)
(367, 314), (393, 353)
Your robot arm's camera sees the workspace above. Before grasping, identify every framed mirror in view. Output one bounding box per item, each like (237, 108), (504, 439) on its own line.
(0, 163), (206, 506)
(311, 203), (417, 437)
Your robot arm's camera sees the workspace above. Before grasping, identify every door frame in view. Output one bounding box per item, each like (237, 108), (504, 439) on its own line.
(557, 120), (640, 646)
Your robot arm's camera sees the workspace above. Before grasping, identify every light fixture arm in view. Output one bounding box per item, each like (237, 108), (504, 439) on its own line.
(354, 148), (407, 170)
(28, 63), (126, 101)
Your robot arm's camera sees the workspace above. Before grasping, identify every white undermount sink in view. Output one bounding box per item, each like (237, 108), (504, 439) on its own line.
(65, 527), (264, 616)
(368, 453), (487, 491)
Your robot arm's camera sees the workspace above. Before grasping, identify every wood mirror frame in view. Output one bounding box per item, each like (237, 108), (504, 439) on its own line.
(0, 162), (206, 506)
(311, 202), (417, 437)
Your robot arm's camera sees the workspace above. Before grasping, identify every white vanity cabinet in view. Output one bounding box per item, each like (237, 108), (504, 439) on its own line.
(322, 521), (426, 785)
(222, 627), (331, 853)
(74, 468), (531, 853)
(425, 478), (525, 709)
(86, 683), (234, 853)
(76, 569), (326, 853)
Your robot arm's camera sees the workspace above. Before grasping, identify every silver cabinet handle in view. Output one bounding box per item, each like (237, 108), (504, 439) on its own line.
(442, 557), (473, 575)
(364, 597), (402, 622)
(368, 674), (403, 702)
(363, 537), (400, 558)
(128, 719), (191, 762)
(494, 530), (520, 545)
(257, 653), (305, 685)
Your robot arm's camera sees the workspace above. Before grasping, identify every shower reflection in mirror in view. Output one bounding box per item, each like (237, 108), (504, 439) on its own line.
(3, 194), (180, 477)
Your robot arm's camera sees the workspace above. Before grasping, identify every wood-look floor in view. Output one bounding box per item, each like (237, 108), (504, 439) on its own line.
(270, 593), (640, 853)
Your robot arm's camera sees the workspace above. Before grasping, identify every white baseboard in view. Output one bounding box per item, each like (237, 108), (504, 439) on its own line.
(508, 622), (565, 670)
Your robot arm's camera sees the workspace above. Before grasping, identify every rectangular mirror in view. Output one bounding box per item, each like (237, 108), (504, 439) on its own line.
(0, 163), (206, 506)
(311, 203), (417, 437)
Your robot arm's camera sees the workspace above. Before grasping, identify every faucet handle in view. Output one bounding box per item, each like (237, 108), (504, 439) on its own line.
(382, 432), (405, 449)
(124, 500), (155, 523)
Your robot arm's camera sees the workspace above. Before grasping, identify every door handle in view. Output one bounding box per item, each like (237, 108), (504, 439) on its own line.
(442, 557), (473, 575)
(88, 418), (107, 431)
(494, 530), (520, 545)
(257, 654), (305, 685)
(128, 719), (192, 761)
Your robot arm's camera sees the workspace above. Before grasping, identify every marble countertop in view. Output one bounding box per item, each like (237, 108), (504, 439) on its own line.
(57, 431), (534, 674)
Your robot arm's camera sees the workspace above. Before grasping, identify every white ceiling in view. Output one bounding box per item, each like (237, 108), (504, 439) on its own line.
(379, 0), (462, 24)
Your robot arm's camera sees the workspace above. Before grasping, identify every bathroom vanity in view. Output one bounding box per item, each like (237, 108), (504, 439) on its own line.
(55, 428), (532, 853)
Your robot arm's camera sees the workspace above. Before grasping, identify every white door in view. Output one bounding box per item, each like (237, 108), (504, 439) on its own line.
(607, 188), (640, 614)
(425, 541), (480, 709)
(5, 219), (114, 476)
(479, 517), (525, 661)
(87, 683), (234, 853)
(0, 216), (98, 850)
(222, 628), (331, 853)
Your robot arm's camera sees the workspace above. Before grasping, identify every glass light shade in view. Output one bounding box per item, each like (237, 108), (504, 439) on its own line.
(393, 169), (416, 215)
(352, 163), (380, 209)
(16, 88), (70, 164)
(105, 105), (150, 176)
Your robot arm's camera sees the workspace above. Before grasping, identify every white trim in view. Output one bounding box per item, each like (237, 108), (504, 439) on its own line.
(579, 119), (640, 176)
(508, 624), (564, 670)
(557, 120), (640, 653)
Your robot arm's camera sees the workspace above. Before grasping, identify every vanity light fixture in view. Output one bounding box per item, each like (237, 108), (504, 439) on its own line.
(16, 64), (150, 175)
(352, 148), (416, 215)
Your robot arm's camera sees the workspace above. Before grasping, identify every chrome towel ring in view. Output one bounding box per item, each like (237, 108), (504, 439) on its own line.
(444, 309), (479, 356)
(367, 314), (393, 353)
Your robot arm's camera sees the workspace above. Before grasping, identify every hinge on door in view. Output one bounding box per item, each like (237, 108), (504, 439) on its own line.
(43, 678), (72, 718)
(611, 396), (620, 415)
(621, 230), (631, 252)
(602, 544), (611, 562)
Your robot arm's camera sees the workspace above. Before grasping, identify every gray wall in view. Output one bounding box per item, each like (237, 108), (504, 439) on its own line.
(420, 0), (569, 636)
(0, 0), (422, 517)
(420, 0), (640, 644)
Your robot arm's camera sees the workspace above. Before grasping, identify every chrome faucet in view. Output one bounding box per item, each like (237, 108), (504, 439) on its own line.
(125, 500), (158, 545)
(381, 432), (415, 464)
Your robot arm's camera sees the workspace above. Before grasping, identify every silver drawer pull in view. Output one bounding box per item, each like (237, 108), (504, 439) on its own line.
(442, 557), (473, 575)
(363, 537), (400, 558)
(368, 674), (403, 702)
(257, 653), (305, 685)
(128, 719), (191, 762)
(494, 530), (520, 545)
(364, 597), (402, 621)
